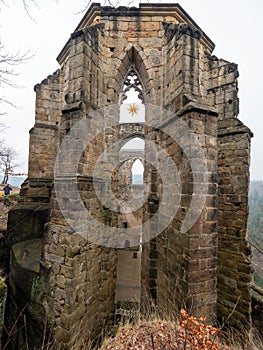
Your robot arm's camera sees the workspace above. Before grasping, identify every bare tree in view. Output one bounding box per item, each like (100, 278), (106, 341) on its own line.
(0, 0), (140, 112)
(0, 0), (39, 17)
(0, 146), (19, 184)
(0, 1), (37, 112)
(0, 41), (31, 113)
(1, 0), (140, 17)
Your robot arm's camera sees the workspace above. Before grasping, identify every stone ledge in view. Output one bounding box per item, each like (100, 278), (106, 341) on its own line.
(54, 175), (104, 183)
(177, 101), (218, 117)
(218, 118), (253, 138)
(62, 102), (84, 114)
(159, 101), (217, 129)
(30, 123), (58, 131)
(12, 238), (43, 273)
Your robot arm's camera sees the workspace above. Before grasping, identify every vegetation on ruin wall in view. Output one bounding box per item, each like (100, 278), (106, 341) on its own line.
(3, 309), (261, 349)
(100, 310), (222, 350)
(0, 273), (7, 347)
(248, 180), (263, 287)
(99, 309), (262, 350)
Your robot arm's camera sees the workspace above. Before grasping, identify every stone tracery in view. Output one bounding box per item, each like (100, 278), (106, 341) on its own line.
(120, 66), (144, 104)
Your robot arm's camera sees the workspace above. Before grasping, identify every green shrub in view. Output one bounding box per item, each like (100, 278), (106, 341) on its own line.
(3, 193), (19, 206)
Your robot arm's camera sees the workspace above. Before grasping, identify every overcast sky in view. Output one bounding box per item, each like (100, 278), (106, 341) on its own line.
(0, 0), (262, 179)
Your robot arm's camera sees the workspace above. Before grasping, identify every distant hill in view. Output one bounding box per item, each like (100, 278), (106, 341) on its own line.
(132, 174), (143, 184)
(0, 175), (26, 188)
(248, 180), (263, 286)
(250, 180), (263, 195)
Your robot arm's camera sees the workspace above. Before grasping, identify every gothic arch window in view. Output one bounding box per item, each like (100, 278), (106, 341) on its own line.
(132, 159), (144, 185)
(118, 137), (145, 190)
(120, 66), (144, 104)
(119, 66), (145, 123)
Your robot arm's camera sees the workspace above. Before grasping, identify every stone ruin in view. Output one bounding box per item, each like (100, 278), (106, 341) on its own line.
(2, 3), (255, 349)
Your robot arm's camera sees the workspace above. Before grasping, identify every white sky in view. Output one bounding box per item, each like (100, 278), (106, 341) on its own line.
(0, 0), (262, 179)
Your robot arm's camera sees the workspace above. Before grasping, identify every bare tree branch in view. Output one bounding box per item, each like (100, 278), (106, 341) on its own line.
(252, 261), (263, 273)
(22, 0), (40, 21)
(0, 145), (20, 184)
(0, 42), (31, 83)
(0, 41), (32, 111)
(0, 97), (17, 113)
(0, 0), (9, 7)
(250, 240), (263, 256)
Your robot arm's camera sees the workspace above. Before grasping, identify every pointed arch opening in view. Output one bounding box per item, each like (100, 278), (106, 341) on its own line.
(114, 45), (151, 101)
(115, 47), (149, 310)
(121, 137), (145, 151)
(119, 66), (145, 124)
(119, 137), (145, 188)
(132, 159), (144, 185)
(120, 66), (144, 104)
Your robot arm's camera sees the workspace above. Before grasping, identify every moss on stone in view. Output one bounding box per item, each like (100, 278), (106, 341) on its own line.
(0, 278), (6, 290)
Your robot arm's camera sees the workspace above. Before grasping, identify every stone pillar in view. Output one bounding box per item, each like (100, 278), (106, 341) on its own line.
(142, 105), (218, 323)
(217, 118), (253, 330)
(163, 23), (203, 108)
(206, 56), (253, 330)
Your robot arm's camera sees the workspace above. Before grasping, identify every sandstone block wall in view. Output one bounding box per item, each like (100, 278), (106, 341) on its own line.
(217, 123), (252, 328)
(5, 3), (253, 348)
(207, 58), (253, 328)
(143, 108), (218, 322)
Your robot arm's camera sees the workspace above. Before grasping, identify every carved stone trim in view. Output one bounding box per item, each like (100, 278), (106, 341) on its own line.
(164, 22), (202, 42)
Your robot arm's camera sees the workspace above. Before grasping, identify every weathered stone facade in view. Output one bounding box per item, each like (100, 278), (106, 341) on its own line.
(5, 3), (253, 349)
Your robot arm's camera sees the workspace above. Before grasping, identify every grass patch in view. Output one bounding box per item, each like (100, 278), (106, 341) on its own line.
(3, 193), (19, 206)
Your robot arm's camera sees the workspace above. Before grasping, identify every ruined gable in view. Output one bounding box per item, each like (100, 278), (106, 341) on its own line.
(5, 3), (253, 348)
